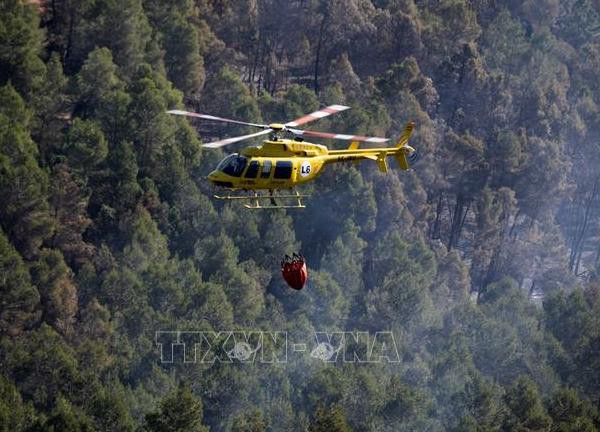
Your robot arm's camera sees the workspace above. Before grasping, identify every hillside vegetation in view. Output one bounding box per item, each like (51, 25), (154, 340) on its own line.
(1, 0), (600, 430)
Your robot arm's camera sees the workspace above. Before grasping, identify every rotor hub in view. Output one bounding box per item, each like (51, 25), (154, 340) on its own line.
(269, 123), (285, 131)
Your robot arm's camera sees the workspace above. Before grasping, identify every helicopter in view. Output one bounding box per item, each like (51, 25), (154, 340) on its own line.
(167, 104), (416, 209)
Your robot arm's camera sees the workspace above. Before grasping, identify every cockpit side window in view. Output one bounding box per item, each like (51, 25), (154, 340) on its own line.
(217, 154), (247, 177)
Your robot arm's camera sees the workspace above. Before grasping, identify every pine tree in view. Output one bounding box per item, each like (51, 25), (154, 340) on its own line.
(49, 164), (94, 267)
(198, 65), (261, 136)
(96, 0), (151, 77)
(0, 84), (54, 258)
(0, 374), (35, 431)
(37, 397), (94, 432)
(74, 48), (125, 120)
(547, 388), (599, 432)
(30, 249), (78, 335)
(144, 386), (209, 432)
(63, 118), (108, 174)
(33, 52), (69, 162)
(309, 403), (353, 432)
(231, 410), (268, 432)
(0, 228), (40, 336)
(0, 0), (45, 98)
(503, 376), (552, 431)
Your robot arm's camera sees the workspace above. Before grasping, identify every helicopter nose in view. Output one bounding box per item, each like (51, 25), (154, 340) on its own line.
(207, 170), (220, 182)
(207, 170), (233, 188)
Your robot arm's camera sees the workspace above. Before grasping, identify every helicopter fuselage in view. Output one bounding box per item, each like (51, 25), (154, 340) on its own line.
(207, 137), (414, 190)
(208, 139), (327, 190)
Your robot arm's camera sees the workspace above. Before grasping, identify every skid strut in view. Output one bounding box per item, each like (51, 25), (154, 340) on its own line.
(213, 189), (308, 209)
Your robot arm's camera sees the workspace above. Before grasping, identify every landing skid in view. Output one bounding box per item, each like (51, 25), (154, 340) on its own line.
(213, 189), (308, 209)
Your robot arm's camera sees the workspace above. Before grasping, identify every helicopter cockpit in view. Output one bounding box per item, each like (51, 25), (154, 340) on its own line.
(216, 153), (248, 177)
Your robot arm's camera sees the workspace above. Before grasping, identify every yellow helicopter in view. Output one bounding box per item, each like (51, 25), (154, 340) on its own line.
(167, 105), (416, 209)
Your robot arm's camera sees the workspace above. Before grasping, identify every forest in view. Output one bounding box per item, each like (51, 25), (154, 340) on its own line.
(1, 0), (600, 430)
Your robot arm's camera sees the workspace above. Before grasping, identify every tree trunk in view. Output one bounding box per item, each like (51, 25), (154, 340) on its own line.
(430, 194), (443, 240)
(313, 12), (328, 94)
(65, 5), (75, 68)
(570, 176), (599, 273)
(528, 279), (536, 298)
(509, 209), (521, 240)
(448, 195), (468, 251)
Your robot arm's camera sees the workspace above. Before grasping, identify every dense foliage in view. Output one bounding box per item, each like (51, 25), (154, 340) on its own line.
(1, 0), (600, 430)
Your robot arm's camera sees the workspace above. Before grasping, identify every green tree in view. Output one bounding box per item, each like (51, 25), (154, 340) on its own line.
(451, 373), (505, 431)
(481, 9), (530, 73)
(96, 0), (151, 76)
(198, 65), (261, 136)
(230, 409), (268, 432)
(144, 0), (215, 94)
(0, 374), (35, 431)
(90, 140), (143, 237)
(75, 47), (124, 117)
(0, 228), (40, 336)
(144, 386), (209, 432)
(379, 375), (433, 431)
(30, 249), (78, 335)
(303, 270), (349, 326)
(63, 118), (108, 173)
(48, 164), (94, 267)
(35, 397), (94, 432)
(309, 403), (353, 432)
(547, 388), (599, 432)
(421, 0), (481, 61)
(127, 64), (185, 175)
(1, 324), (81, 409)
(0, 0), (45, 98)
(0, 84), (54, 258)
(34, 52), (69, 160)
(365, 232), (436, 328)
(503, 376), (552, 431)
(320, 220), (366, 300)
(87, 384), (136, 432)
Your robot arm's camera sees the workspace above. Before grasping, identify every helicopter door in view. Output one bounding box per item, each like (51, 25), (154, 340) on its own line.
(244, 160), (260, 178)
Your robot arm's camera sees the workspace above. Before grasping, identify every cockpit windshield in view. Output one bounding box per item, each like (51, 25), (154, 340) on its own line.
(216, 154), (248, 177)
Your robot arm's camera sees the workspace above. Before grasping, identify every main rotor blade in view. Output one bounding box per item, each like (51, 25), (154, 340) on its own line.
(203, 129), (272, 148)
(167, 109), (268, 129)
(285, 104), (350, 127)
(289, 128), (389, 143)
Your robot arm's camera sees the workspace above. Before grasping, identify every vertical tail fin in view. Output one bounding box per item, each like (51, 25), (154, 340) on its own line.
(377, 154), (388, 173)
(395, 121), (415, 170)
(396, 121), (415, 148)
(396, 153), (410, 170)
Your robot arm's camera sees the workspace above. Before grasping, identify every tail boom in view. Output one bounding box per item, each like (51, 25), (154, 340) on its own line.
(325, 121), (415, 172)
